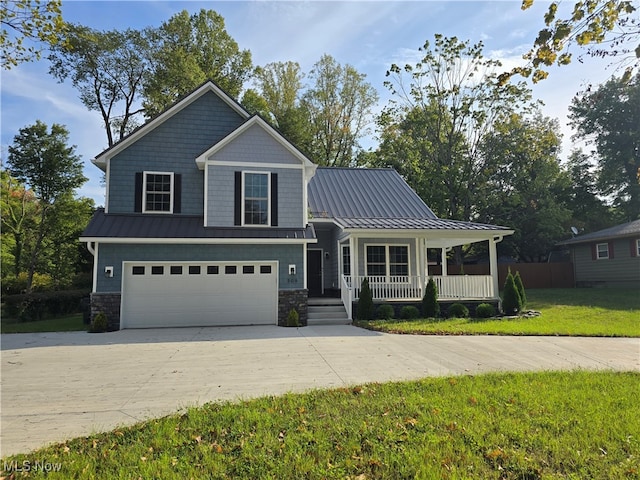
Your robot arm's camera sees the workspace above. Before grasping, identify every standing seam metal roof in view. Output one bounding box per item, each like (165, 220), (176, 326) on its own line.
(308, 167), (437, 219)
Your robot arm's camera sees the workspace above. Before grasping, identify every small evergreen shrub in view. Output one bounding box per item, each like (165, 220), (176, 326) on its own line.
(377, 304), (394, 320)
(400, 306), (420, 320)
(475, 303), (496, 318)
(89, 312), (108, 333)
(422, 277), (440, 318)
(447, 303), (469, 318)
(286, 308), (299, 327)
(502, 270), (522, 315)
(514, 271), (526, 308)
(357, 278), (374, 320)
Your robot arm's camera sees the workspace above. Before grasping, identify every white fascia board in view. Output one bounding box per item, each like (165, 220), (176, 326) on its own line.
(340, 228), (514, 244)
(79, 236), (318, 245)
(94, 82), (250, 171)
(195, 116), (317, 171)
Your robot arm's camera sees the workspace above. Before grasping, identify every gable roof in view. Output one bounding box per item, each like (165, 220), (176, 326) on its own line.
(558, 219), (640, 246)
(195, 115), (316, 174)
(93, 81), (250, 171)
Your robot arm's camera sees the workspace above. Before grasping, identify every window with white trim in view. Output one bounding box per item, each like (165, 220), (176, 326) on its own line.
(342, 245), (351, 276)
(596, 243), (609, 259)
(243, 172), (269, 225)
(636, 239), (640, 257)
(143, 172), (173, 213)
(366, 244), (410, 278)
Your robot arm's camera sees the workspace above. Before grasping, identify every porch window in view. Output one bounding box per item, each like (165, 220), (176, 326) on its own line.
(366, 244), (409, 278)
(596, 243), (609, 259)
(342, 245), (351, 276)
(636, 239), (640, 257)
(243, 172), (270, 225)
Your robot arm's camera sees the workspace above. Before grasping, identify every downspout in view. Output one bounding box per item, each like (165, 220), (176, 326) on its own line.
(86, 242), (98, 293)
(490, 235), (504, 307)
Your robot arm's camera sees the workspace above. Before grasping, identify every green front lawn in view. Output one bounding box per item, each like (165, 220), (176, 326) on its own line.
(358, 288), (640, 337)
(2, 371), (638, 478)
(0, 313), (86, 334)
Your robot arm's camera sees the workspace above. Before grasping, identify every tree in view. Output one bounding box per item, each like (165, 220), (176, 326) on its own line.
(560, 149), (617, 232)
(357, 278), (374, 321)
(502, 270), (522, 315)
(301, 54), (378, 166)
(7, 121), (86, 292)
(0, 170), (39, 277)
(477, 113), (571, 262)
(48, 24), (151, 148)
(242, 61), (312, 151)
(1, 0), (65, 69)
(143, 9), (252, 117)
(501, 0), (639, 84)
(374, 35), (533, 261)
(422, 277), (440, 318)
(569, 73), (640, 220)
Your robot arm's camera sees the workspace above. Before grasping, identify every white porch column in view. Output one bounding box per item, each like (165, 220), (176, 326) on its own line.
(349, 235), (358, 284)
(489, 237), (499, 297)
(441, 248), (448, 276)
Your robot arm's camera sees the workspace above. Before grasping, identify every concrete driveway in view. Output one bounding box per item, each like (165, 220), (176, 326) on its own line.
(2, 325), (639, 457)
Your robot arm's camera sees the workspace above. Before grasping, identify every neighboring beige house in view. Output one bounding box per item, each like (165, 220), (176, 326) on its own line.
(558, 219), (640, 288)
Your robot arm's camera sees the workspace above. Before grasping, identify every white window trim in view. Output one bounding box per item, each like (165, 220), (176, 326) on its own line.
(142, 171), (174, 214)
(341, 245), (351, 276)
(364, 243), (411, 279)
(241, 171), (271, 227)
(596, 242), (609, 260)
(636, 239), (640, 257)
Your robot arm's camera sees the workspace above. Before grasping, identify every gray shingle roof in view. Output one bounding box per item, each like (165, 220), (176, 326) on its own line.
(81, 209), (315, 240)
(558, 219), (640, 245)
(308, 167), (437, 219)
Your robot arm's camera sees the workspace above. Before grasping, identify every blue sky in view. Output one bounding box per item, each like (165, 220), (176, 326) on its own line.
(1, 0), (618, 205)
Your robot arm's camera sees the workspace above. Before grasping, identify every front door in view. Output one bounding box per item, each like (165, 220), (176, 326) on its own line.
(307, 249), (323, 297)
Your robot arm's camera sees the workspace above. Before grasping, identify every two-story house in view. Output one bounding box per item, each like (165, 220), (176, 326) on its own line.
(81, 81), (513, 329)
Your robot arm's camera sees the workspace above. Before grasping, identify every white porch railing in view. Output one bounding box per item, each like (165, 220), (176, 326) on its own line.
(343, 275), (495, 301)
(341, 275), (353, 320)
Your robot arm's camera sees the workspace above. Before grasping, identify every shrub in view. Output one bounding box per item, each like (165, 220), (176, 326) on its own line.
(400, 305), (420, 320)
(286, 308), (299, 327)
(2, 290), (89, 321)
(377, 304), (394, 320)
(447, 303), (469, 318)
(357, 278), (374, 320)
(475, 303), (496, 318)
(502, 270), (522, 315)
(2, 272), (54, 295)
(422, 277), (439, 318)
(89, 312), (108, 333)
(514, 271), (526, 308)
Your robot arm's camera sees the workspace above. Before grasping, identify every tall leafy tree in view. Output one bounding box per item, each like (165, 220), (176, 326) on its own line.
(478, 113), (571, 262)
(560, 149), (617, 232)
(1, 0), (65, 68)
(48, 24), (151, 147)
(301, 54), (378, 166)
(375, 35), (533, 224)
(569, 73), (640, 220)
(7, 121), (86, 292)
(143, 9), (252, 117)
(500, 0), (638, 84)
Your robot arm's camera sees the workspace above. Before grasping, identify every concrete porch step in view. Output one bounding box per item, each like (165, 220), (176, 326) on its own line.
(307, 298), (350, 325)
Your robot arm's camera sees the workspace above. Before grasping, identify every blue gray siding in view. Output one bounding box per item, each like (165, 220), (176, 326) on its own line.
(96, 243), (305, 292)
(573, 238), (640, 287)
(207, 165), (304, 228)
(107, 91), (245, 215)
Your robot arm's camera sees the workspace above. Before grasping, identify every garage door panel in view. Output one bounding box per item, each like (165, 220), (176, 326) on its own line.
(121, 262), (278, 328)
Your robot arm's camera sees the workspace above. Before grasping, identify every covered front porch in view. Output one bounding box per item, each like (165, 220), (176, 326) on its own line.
(337, 229), (510, 320)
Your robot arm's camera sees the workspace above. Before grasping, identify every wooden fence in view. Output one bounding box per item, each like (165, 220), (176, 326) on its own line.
(428, 263), (574, 289)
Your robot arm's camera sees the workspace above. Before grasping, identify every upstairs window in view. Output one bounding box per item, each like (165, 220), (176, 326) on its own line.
(143, 172), (173, 213)
(243, 172), (269, 225)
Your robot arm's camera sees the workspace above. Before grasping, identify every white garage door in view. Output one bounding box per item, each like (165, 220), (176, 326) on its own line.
(121, 261), (278, 328)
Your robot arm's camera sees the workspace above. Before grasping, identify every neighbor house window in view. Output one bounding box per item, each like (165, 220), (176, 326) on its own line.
(366, 244), (409, 278)
(636, 239), (640, 257)
(143, 172), (173, 213)
(596, 243), (609, 259)
(243, 172), (269, 225)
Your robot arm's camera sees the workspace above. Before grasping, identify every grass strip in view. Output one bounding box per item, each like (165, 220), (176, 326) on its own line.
(2, 371), (639, 479)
